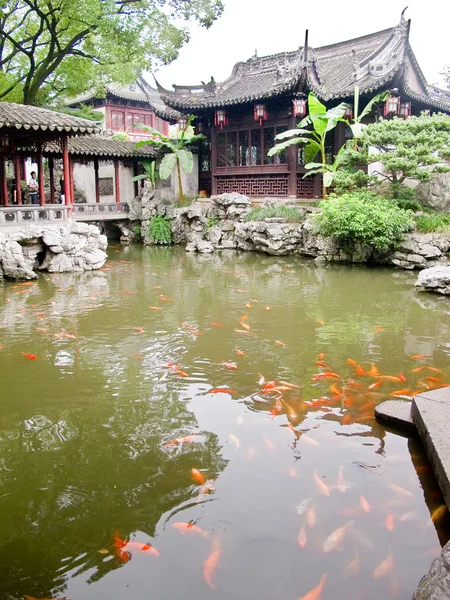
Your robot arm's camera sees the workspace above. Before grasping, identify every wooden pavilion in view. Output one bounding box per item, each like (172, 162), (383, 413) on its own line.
(156, 15), (450, 199)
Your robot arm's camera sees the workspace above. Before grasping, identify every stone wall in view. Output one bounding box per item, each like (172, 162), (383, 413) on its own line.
(0, 222), (107, 280)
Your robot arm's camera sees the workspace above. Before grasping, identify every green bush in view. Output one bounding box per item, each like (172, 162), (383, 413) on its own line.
(311, 191), (414, 250)
(148, 215), (172, 244)
(204, 216), (220, 230)
(381, 183), (422, 212)
(415, 213), (450, 233)
(244, 206), (304, 223)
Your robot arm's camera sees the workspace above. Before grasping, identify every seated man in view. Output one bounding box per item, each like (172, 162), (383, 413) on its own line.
(28, 171), (39, 204)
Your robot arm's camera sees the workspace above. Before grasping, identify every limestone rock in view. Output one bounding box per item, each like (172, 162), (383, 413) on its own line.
(416, 173), (450, 212)
(414, 541), (450, 599)
(415, 266), (450, 294)
(211, 192), (251, 207)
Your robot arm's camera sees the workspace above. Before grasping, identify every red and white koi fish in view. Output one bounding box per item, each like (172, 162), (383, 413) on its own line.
(373, 551), (394, 579)
(221, 361), (238, 370)
(165, 434), (201, 446)
(113, 530), (159, 562)
(314, 469), (330, 497)
(298, 574), (327, 600)
(323, 521), (353, 552)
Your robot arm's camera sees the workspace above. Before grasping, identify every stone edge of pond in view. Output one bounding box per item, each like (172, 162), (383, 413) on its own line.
(374, 399), (415, 434)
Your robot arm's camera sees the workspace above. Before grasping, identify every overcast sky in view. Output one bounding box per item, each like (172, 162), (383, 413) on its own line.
(154, 0), (449, 91)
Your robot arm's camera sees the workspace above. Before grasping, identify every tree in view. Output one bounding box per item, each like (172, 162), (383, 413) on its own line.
(268, 93), (349, 199)
(347, 114), (450, 186)
(0, 0), (224, 106)
(136, 116), (204, 203)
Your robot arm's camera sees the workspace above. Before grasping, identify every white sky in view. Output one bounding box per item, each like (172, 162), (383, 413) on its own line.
(154, 0), (449, 91)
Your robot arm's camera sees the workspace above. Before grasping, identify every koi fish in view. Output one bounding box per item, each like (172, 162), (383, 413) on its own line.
(373, 551), (393, 579)
(239, 321), (250, 330)
(343, 550), (360, 580)
(210, 322), (223, 327)
(159, 295), (172, 301)
(314, 469), (330, 497)
(330, 383), (342, 395)
(311, 372), (340, 381)
(258, 374), (266, 386)
(234, 329), (257, 336)
(188, 330), (201, 336)
(411, 354), (429, 359)
(359, 495), (371, 513)
(165, 434), (201, 446)
(368, 380), (384, 390)
(315, 361), (328, 367)
(221, 361), (238, 370)
(298, 574), (327, 600)
(389, 483), (413, 498)
(22, 353), (37, 360)
(172, 522), (207, 537)
(176, 370), (190, 378)
(275, 340), (286, 347)
(296, 498), (312, 516)
(412, 366), (425, 373)
(385, 514), (395, 532)
(399, 510), (417, 523)
(398, 372), (407, 382)
(203, 549), (220, 588)
(374, 375), (402, 383)
(306, 506), (317, 528)
(264, 306), (271, 311)
(278, 380), (301, 389)
(375, 327), (383, 333)
(297, 526), (307, 548)
(390, 389), (410, 397)
(427, 367), (443, 374)
(324, 521), (353, 552)
(368, 364), (380, 377)
(316, 319), (325, 325)
(235, 348), (246, 356)
(240, 314), (248, 321)
(113, 531), (159, 560)
(228, 434), (240, 449)
(134, 327), (145, 333)
(208, 388), (238, 396)
(191, 469), (206, 485)
(245, 303), (252, 308)
(426, 376), (443, 383)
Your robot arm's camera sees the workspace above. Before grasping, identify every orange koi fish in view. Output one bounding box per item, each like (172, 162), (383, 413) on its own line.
(203, 549), (220, 588)
(113, 531), (159, 560)
(188, 330), (201, 336)
(134, 327), (145, 333)
(323, 521), (353, 552)
(398, 372), (407, 382)
(210, 322), (223, 327)
(389, 389), (410, 397)
(297, 526), (307, 548)
(316, 319), (325, 325)
(426, 376), (443, 383)
(275, 340), (286, 347)
(368, 379), (383, 390)
(165, 434), (201, 446)
(311, 372), (340, 381)
(368, 364), (380, 377)
(221, 361), (238, 370)
(315, 361), (328, 367)
(373, 551), (394, 579)
(245, 303), (252, 308)
(264, 306), (271, 311)
(359, 495), (371, 513)
(317, 353), (325, 360)
(298, 573), (327, 600)
(314, 469), (330, 497)
(385, 514), (395, 532)
(208, 388), (238, 396)
(240, 314), (248, 321)
(343, 550), (360, 580)
(159, 295), (172, 301)
(375, 326), (383, 333)
(306, 506), (317, 528)
(374, 375), (402, 383)
(191, 469), (206, 485)
(22, 353), (37, 360)
(411, 354), (429, 360)
(239, 321), (250, 330)
(278, 380), (301, 389)
(329, 383), (342, 395)
(172, 522), (207, 537)
(412, 366), (425, 373)
(149, 306), (162, 311)
(176, 370), (190, 378)
(427, 367), (443, 374)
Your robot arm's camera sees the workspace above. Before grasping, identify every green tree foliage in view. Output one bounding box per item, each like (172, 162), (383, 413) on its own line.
(311, 190), (414, 250)
(349, 114), (450, 185)
(0, 0), (223, 105)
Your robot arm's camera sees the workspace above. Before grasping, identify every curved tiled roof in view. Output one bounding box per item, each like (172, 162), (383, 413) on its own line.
(0, 102), (102, 134)
(158, 17), (450, 115)
(45, 135), (159, 159)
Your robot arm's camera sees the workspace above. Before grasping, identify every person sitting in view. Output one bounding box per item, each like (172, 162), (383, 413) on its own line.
(28, 171), (39, 204)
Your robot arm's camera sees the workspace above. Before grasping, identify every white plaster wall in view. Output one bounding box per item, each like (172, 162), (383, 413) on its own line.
(160, 154), (199, 201)
(73, 162), (136, 204)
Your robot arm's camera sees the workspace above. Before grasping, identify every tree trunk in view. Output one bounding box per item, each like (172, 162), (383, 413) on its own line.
(176, 159), (183, 205)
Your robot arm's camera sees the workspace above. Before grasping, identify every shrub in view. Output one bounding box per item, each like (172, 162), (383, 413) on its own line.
(204, 216), (220, 230)
(148, 215), (172, 244)
(381, 183), (422, 212)
(415, 213), (450, 233)
(244, 206), (304, 223)
(311, 191), (414, 250)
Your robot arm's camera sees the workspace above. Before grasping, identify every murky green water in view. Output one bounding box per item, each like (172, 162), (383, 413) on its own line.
(1, 245), (450, 600)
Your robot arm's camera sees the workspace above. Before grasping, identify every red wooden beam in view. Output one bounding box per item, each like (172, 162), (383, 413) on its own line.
(61, 135), (71, 205)
(48, 156), (55, 204)
(69, 157), (75, 204)
(114, 159), (120, 203)
(13, 153), (22, 205)
(37, 143), (45, 206)
(94, 157), (100, 203)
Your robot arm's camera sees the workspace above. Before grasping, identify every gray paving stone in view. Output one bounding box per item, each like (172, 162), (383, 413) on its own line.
(374, 400), (415, 434)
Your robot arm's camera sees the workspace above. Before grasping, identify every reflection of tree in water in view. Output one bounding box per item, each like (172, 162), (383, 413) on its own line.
(0, 380), (227, 598)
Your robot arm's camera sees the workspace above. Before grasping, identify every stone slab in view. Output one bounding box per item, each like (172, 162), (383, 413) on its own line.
(411, 390), (450, 509)
(413, 540), (450, 600)
(374, 400), (415, 434)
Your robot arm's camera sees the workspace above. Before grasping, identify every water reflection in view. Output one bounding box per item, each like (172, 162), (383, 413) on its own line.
(0, 246), (449, 600)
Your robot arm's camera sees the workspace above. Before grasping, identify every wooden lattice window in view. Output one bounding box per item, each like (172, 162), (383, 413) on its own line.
(216, 175), (289, 196)
(111, 110), (125, 131)
(99, 177), (114, 196)
(239, 131), (249, 166)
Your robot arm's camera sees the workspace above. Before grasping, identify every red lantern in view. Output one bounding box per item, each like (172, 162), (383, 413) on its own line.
(254, 103), (268, 126)
(214, 109), (228, 129)
(399, 102), (411, 119)
(384, 90), (400, 117)
(293, 96), (307, 118)
(343, 105), (353, 120)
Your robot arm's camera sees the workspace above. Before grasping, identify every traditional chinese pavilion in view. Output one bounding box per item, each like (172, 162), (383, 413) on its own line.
(157, 15), (450, 199)
(67, 77), (178, 140)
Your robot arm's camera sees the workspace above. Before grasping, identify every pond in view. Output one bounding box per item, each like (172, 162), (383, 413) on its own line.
(1, 245), (450, 600)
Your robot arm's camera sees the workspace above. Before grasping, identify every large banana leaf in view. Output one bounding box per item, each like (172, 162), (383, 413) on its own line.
(267, 137), (309, 156)
(177, 148), (194, 173)
(304, 162), (324, 170)
(308, 93), (327, 115)
(274, 128), (310, 141)
(159, 153), (177, 179)
(304, 140), (321, 164)
(323, 171), (334, 187)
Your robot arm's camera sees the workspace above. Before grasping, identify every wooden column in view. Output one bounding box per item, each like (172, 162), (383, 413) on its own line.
(37, 143), (45, 205)
(0, 156), (8, 206)
(287, 115), (297, 197)
(211, 128), (217, 196)
(94, 157), (100, 203)
(114, 159), (120, 203)
(69, 157), (75, 204)
(62, 135), (71, 205)
(48, 156), (55, 203)
(13, 154), (22, 204)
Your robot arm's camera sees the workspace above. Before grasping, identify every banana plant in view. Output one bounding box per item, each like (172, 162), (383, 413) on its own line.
(135, 116), (204, 204)
(133, 159), (158, 189)
(343, 86), (390, 148)
(268, 93), (349, 199)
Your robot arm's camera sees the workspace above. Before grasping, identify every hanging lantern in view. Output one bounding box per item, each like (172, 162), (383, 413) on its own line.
(214, 109), (228, 129)
(343, 105), (353, 120)
(177, 116), (188, 131)
(384, 89), (400, 117)
(293, 95), (307, 118)
(254, 103), (268, 126)
(194, 122), (204, 135)
(399, 102), (412, 119)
